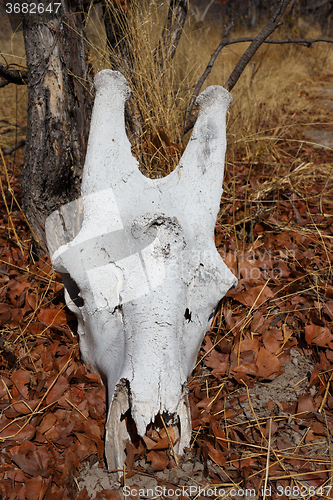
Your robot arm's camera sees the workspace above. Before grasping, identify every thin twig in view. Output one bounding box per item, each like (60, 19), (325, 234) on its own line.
(225, 0), (290, 92)
(0, 63), (28, 86)
(319, 372), (333, 413)
(160, 413), (179, 466)
(224, 36), (333, 48)
(263, 419), (272, 500)
(2, 140), (26, 156)
(184, 22), (233, 124)
(155, 0), (188, 69)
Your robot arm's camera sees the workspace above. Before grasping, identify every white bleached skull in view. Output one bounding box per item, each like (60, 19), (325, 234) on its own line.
(45, 70), (237, 471)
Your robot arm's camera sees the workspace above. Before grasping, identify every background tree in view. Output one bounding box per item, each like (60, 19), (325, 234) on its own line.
(1, 0), (332, 252)
(21, 0), (93, 252)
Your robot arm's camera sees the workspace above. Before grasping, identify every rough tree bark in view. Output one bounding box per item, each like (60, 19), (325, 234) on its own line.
(103, 0), (145, 149)
(155, 0), (189, 68)
(21, 0), (93, 252)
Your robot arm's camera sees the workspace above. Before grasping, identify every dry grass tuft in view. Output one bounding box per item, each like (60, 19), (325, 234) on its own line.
(100, 0), (197, 176)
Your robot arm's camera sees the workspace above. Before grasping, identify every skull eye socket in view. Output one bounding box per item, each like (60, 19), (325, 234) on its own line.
(62, 274), (84, 308)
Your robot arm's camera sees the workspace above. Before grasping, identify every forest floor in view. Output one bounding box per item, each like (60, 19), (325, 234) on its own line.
(1, 12), (333, 500)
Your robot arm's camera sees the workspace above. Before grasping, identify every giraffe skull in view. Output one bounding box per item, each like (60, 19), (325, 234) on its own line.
(45, 69), (237, 472)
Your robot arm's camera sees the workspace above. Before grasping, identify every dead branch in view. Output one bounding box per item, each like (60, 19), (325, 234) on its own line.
(223, 36), (333, 48)
(1, 140), (26, 156)
(190, 35), (333, 103)
(0, 64), (27, 87)
(185, 23), (233, 124)
(182, 35), (333, 135)
(183, 0), (294, 134)
(182, 115), (196, 136)
(225, 0), (290, 92)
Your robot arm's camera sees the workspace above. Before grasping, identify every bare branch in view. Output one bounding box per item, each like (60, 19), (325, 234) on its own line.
(183, 0), (289, 132)
(155, 0), (188, 67)
(185, 23), (233, 124)
(223, 36), (333, 48)
(225, 0), (290, 92)
(1, 140), (26, 156)
(187, 35), (333, 112)
(183, 34), (333, 134)
(0, 80), (10, 89)
(182, 115), (196, 136)
(0, 64), (28, 86)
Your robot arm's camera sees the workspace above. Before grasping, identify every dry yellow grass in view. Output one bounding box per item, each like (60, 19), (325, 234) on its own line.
(0, 17), (27, 151)
(196, 20), (333, 151)
(1, 2), (333, 171)
(85, 1), (333, 175)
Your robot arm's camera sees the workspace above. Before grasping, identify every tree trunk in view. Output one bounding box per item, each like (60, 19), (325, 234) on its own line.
(21, 0), (93, 253)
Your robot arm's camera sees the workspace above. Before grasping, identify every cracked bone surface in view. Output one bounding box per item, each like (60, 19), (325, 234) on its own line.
(45, 69), (237, 472)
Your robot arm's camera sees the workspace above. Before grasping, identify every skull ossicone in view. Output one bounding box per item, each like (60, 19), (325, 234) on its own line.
(45, 70), (237, 471)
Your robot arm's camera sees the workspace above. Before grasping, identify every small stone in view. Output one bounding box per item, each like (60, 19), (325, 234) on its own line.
(140, 477), (158, 491)
(176, 468), (186, 478)
(168, 470), (177, 482)
(100, 477), (111, 490)
(193, 462), (204, 472)
(181, 463), (194, 474)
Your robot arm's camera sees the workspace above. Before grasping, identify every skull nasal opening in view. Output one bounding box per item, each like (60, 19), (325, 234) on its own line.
(184, 308), (192, 322)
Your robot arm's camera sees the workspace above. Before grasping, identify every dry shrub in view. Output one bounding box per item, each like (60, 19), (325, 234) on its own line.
(99, 0), (198, 177)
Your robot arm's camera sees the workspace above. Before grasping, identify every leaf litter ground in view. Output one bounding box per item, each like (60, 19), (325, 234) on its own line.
(0, 87), (333, 500)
